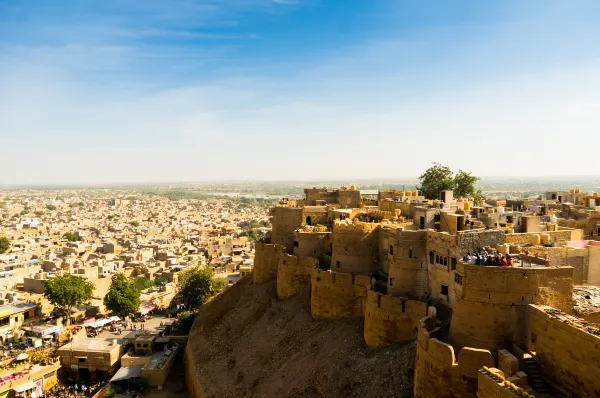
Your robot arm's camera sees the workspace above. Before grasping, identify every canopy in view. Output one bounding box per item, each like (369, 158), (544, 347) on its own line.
(13, 380), (36, 392)
(16, 353), (29, 361)
(138, 302), (155, 315)
(85, 318), (113, 329)
(109, 365), (143, 382)
(108, 316), (121, 322)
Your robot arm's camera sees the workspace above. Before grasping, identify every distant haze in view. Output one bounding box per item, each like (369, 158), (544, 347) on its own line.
(1, 1), (599, 184)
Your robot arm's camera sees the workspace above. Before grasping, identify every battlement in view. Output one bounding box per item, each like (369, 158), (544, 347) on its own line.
(415, 316), (495, 398)
(426, 230), (460, 246)
(310, 270), (370, 319)
(333, 219), (380, 232)
(311, 269), (370, 288)
(364, 290), (426, 346)
(477, 368), (533, 398)
(253, 243), (286, 284)
(276, 254), (318, 299)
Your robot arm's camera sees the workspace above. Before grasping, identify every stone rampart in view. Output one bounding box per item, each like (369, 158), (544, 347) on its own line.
(527, 305), (600, 397)
(253, 243), (285, 284)
(330, 220), (380, 275)
(363, 290), (426, 346)
(185, 275), (253, 397)
(276, 254), (318, 299)
(449, 264), (573, 351)
(310, 269), (370, 319)
(414, 317), (494, 398)
(270, 206), (304, 252)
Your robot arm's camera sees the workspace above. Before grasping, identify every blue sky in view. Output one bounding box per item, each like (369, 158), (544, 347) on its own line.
(1, 0), (599, 184)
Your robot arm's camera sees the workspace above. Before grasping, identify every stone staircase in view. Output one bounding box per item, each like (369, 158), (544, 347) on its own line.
(522, 355), (550, 394)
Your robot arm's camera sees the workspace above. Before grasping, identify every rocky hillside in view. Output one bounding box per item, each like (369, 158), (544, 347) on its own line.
(186, 279), (415, 397)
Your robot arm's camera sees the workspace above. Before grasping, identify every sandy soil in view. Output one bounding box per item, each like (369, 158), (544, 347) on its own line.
(189, 281), (416, 398)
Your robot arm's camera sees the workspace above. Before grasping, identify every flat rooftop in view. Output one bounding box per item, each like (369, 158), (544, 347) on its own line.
(57, 338), (120, 353)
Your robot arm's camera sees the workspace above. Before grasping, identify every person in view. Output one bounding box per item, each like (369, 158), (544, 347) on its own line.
(507, 255), (513, 267)
(475, 253), (481, 265)
(134, 324), (137, 331)
(501, 257), (508, 267)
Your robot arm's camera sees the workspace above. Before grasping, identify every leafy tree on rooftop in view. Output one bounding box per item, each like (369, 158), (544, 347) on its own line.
(417, 163), (455, 200)
(454, 170), (480, 198)
(44, 274), (95, 325)
(46, 204), (56, 211)
(417, 163), (479, 200)
(63, 232), (80, 242)
(129, 220), (140, 227)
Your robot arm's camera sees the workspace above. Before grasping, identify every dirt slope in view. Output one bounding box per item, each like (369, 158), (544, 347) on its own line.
(188, 280), (415, 397)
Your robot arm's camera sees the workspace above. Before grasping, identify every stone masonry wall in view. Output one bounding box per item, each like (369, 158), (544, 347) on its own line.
(253, 243), (285, 284)
(276, 254), (318, 299)
(414, 317), (494, 398)
(310, 269), (370, 319)
(330, 220), (380, 275)
(364, 290), (426, 346)
(527, 305), (600, 397)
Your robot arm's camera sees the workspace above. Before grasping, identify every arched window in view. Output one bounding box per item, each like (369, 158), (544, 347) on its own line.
(409, 246), (413, 259)
(389, 245), (394, 255)
(306, 216), (312, 226)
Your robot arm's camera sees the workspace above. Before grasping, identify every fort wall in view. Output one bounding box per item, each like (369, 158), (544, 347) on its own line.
(293, 231), (331, 262)
(253, 243), (285, 284)
(414, 317), (494, 398)
(185, 276), (253, 398)
(449, 265), (573, 351)
(527, 305), (600, 397)
(270, 206), (304, 252)
(387, 230), (429, 299)
(330, 220), (380, 275)
(363, 290), (426, 346)
(276, 254), (318, 299)
(310, 269), (370, 319)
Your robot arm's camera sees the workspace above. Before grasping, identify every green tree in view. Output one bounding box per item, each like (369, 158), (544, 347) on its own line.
(453, 169), (480, 198)
(63, 232), (80, 242)
(20, 209), (29, 216)
(133, 277), (154, 292)
(46, 204), (57, 211)
(177, 267), (225, 308)
(472, 190), (484, 207)
(154, 276), (169, 286)
(173, 311), (196, 334)
(239, 229), (259, 241)
(44, 275), (95, 325)
(417, 162), (455, 200)
(0, 237), (10, 254)
(107, 215), (114, 220)
(104, 273), (141, 315)
(129, 220), (140, 227)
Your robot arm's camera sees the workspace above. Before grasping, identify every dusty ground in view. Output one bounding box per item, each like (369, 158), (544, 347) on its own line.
(190, 281), (416, 398)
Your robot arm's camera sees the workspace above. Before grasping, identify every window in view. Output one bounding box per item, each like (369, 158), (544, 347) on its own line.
(429, 251), (434, 264)
(143, 344), (148, 348)
(389, 278), (394, 287)
(454, 274), (462, 285)
(0, 317), (8, 327)
(436, 255), (440, 264)
(389, 245), (394, 255)
(78, 358), (86, 363)
(441, 284), (449, 295)
(409, 246), (413, 259)
(451, 257), (457, 270)
(443, 257), (448, 266)
(336, 261), (340, 268)
(293, 241), (299, 248)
